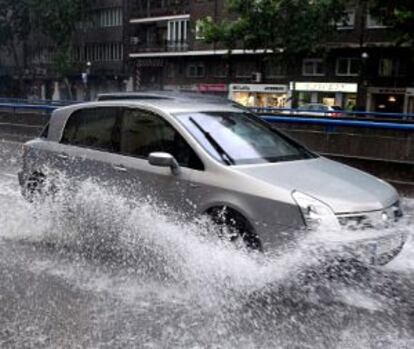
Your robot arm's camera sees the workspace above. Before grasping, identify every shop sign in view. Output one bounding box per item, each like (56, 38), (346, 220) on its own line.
(368, 87), (406, 95)
(230, 84), (288, 93)
(294, 82), (358, 93)
(198, 84), (228, 92)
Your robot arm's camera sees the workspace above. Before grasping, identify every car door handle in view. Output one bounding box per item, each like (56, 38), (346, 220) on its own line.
(112, 165), (128, 173)
(57, 153), (69, 160)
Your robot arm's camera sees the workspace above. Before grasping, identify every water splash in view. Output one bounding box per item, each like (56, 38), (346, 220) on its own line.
(0, 174), (413, 348)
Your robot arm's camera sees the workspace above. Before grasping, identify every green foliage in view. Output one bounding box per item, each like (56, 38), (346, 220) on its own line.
(31, 0), (87, 78)
(31, 0), (85, 47)
(0, 0), (31, 53)
(201, 0), (348, 58)
(371, 0), (414, 46)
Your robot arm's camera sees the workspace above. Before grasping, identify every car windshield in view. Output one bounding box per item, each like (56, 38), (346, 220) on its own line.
(176, 111), (316, 165)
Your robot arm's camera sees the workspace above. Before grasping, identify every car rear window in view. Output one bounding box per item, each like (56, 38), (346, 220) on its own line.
(61, 107), (121, 152)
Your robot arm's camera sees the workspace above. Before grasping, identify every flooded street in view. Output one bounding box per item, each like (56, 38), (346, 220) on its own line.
(0, 140), (413, 348)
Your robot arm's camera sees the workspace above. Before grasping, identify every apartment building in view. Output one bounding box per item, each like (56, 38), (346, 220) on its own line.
(22, 0), (128, 100)
(127, 0), (413, 113)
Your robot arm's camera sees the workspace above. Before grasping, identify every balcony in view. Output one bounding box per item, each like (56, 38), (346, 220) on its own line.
(130, 40), (189, 54)
(130, 0), (190, 19)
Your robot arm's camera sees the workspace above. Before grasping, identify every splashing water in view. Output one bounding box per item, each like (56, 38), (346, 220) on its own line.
(0, 169), (413, 348)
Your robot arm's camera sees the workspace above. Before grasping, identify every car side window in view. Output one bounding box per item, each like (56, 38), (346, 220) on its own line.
(120, 108), (204, 171)
(61, 107), (120, 152)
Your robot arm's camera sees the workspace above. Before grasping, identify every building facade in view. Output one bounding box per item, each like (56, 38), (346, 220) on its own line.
(2, 0), (130, 101)
(1, 0), (412, 111)
(127, 0), (414, 113)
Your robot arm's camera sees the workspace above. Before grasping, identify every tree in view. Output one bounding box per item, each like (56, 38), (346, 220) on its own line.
(31, 0), (88, 99)
(371, 0), (414, 46)
(0, 0), (32, 96)
(201, 0), (348, 59)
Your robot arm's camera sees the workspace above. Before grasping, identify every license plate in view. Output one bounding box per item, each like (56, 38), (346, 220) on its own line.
(371, 236), (401, 256)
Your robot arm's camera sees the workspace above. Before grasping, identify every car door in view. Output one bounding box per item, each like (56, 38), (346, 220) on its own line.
(45, 106), (122, 188)
(102, 107), (205, 217)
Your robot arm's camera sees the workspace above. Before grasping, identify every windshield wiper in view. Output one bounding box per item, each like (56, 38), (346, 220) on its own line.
(189, 117), (234, 165)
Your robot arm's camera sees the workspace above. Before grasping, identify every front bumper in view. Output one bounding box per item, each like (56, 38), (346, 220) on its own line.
(333, 203), (408, 265)
(345, 231), (407, 265)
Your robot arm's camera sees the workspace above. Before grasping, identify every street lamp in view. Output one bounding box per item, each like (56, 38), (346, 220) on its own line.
(82, 61), (92, 101)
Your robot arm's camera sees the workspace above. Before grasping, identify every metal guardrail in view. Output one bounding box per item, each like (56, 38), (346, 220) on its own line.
(262, 115), (414, 131)
(0, 102), (414, 131)
(0, 97), (77, 106)
(0, 103), (58, 114)
(253, 107), (414, 120)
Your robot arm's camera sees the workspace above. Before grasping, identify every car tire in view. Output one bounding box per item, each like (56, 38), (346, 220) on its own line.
(22, 172), (47, 202)
(207, 207), (262, 251)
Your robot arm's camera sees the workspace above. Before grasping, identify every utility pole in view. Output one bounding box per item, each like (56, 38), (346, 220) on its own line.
(357, 0), (369, 111)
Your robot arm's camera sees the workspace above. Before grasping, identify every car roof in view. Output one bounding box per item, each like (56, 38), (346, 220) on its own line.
(56, 93), (244, 115)
(96, 92), (173, 101)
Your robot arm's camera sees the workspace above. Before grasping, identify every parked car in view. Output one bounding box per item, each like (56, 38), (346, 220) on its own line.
(19, 94), (406, 265)
(296, 103), (345, 117)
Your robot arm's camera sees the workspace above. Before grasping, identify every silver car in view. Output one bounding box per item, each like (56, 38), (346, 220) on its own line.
(18, 95), (406, 265)
(296, 103), (344, 117)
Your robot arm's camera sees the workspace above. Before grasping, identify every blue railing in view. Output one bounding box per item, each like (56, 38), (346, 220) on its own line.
(0, 103), (59, 114)
(0, 101), (414, 131)
(0, 98), (77, 107)
(253, 107), (414, 120)
(262, 115), (414, 131)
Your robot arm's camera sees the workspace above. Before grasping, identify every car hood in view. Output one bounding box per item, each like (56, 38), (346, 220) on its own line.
(236, 157), (398, 214)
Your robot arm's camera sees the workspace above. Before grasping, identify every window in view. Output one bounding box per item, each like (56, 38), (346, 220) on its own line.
(336, 58), (359, 76)
(379, 58), (406, 77)
(302, 59), (325, 76)
(265, 62), (286, 78)
(61, 108), (120, 152)
(235, 62), (256, 78)
(168, 19), (189, 43)
(91, 8), (123, 28)
(336, 9), (355, 30)
(213, 62), (228, 78)
(187, 64), (205, 78)
(120, 109), (204, 170)
(84, 43), (123, 62)
(167, 63), (176, 79)
(176, 112), (316, 165)
(367, 12), (387, 29)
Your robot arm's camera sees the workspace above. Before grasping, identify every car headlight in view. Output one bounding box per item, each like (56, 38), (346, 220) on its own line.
(292, 191), (340, 230)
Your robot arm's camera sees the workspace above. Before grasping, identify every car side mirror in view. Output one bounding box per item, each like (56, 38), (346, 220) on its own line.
(148, 152), (180, 175)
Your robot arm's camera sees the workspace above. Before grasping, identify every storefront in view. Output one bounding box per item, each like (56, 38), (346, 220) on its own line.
(292, 82), (358, 109)
(367, 87), (406, 114)
(229, 84), (289, 108)
(198, 83), (228, 96)
(405, 88), (414, 114)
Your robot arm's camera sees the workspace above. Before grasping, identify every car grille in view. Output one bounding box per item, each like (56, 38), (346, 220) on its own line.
(336, 202), (403, 230)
